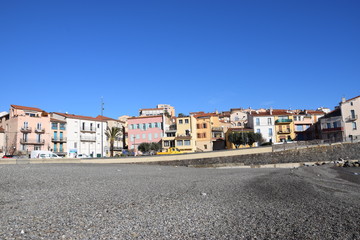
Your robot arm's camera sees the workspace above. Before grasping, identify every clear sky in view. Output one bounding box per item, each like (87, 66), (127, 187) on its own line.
(1, 0), (359, 118)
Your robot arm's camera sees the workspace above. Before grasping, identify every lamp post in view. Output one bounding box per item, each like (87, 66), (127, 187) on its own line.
(101, 97), (104, 157)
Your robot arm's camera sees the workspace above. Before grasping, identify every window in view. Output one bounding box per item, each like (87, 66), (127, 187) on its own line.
(142, 123), (146, 130)
(267, 118), (272, 125)
(203, 123), (207, 128)
(82, 122), (85, 130)
(90, 123), (93, 131)
(53, 144), (57, 152)
(184, 140), (190, 145)
(54, 131), (58, 140)
(60, 123), (66, 130)
(269, 128), (273, 136)
(256, 129), (260, 134)
(37, 134), (41, 143)
(333, 122), (338, 128)
(164, 141), (170, 147)
(351, 110), (356, 118)
(185, 119), (189, 124)
(179, 120), (183, 124)
(185, 130), (190, 136)
(59, 143), (63, 152)
(148, 133), (152, 141)
(142, 134), (146, 139)
(296, 125), (303, 131)
(137, 124), (140, 129)
(52, 123), (58, 130)
(204, 145), (207, 150)
(97, 124), (100, 128)
(74, 142), (77, 148)
(326, 123), (331, 129)
(136, 134), (140, 139)
(154, 133), (158, 139)
(130, 134), (134, 141)
(256, 118), (260, 126)
(197, 133), (201, 138)
(353, 122), (357, 130)
(177, 140), (183, 146)
(154, 122), (158, 128)
(351, 102), (353, 106)
(148, 123), (152, 128)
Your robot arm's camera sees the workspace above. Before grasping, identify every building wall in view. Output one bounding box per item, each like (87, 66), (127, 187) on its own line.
(320, 115), (344, 142)
(106, 120), (124, 156)
(175, 116), (197, 152)
(128, 115), (163, 150)
(50, 117), (67, 157)
(248, 115), (275, 143)
(274, 115), (295, 142)
(340, 97), (360, 140)
(7, 108), (51, 155)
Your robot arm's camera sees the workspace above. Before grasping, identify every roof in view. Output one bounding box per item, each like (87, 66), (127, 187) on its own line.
(50, 118), (66, 123)
(194, 113), (218, 118)
(320, 108), (341, 119)
(11, 105), (45, 112)
(343, 95), (360, 103)
(53, 112), (105, 121)
(95, 115), (121, 122)
(140, 108), (164, 111)
(227, 128), (253, 132)
(128, 115), (163, 120)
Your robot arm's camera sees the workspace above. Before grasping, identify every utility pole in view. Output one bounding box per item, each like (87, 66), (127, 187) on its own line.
(101, 97), (104, 157)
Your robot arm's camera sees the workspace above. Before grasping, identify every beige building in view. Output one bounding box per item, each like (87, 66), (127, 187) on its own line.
(340, 96), (360, 141)
(174, 115), (197, 152)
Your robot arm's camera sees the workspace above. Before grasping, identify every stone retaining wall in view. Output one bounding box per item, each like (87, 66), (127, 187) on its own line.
(145, 142), (360, 167)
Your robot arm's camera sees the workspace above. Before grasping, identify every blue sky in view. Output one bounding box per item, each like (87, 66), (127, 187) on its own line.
(1, 0), (359, 118)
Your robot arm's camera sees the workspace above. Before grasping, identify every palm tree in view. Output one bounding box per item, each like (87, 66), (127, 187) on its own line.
(105, 126), (122, 157)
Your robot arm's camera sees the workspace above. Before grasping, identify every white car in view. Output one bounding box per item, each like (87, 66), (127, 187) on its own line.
(76, 154), (91, 159)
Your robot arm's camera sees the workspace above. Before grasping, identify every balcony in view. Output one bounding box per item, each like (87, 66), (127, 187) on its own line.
(80, 136), (96, 142)
(277, 130), (291, 134)
(212, 127), (224, 132)
(20, 127), (32, 133)
(322, 127), (344, 132)
(275, 119), (292, 124)
(80, 127), (96, 133)
(35, 128), (45, 134)
(20, 139), (45, 145)
(346, 115), (358, 122)
(52, 137), (67, 143)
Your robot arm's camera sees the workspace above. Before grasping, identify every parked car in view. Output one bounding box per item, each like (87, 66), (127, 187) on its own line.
(76, 154), (91, 159)
(31, 151), (61, 159)
(2, 155), (17, 159)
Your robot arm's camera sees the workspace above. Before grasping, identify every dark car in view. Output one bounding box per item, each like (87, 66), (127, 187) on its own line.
(2, 155), (17, 159)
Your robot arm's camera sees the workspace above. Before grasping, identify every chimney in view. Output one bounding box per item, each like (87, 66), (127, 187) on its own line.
(269, 107), (273, 115)
(341, 97), (346, 103)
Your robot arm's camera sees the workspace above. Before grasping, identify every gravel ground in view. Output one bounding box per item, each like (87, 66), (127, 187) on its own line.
(0, 163), (359, 239)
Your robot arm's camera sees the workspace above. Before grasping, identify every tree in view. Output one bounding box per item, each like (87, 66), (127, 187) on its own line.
(247, 132), (262, 147)
(228, 132), (246, 148)
(105, 126), (122, 157)
(150, 142), (161, 152)
(178, 113), (186, 117)
(138, 142), (151, 153)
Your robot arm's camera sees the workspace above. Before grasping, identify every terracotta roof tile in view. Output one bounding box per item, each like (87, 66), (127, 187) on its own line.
(54, 112), (105, 121)
(11, 105), (44, 112)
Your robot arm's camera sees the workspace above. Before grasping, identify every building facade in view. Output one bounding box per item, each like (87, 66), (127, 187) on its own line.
(53, 113), (107, 158)
(0, 105), (51, 155)
(340, 96), (360, 141)
(127, 115), (164, 152)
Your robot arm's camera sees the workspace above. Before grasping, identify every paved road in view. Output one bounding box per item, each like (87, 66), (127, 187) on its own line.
(0, 164), (359, 239)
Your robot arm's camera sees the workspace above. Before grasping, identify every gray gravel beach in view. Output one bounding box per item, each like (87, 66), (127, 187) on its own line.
(0, 163), (359, 239)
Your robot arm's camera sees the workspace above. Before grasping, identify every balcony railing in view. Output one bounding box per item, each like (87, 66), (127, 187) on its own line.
(20, 139), (45, 145)
(35, 128), (45, 133)
(275, 119), (292, 124)
(212, 127), (224, 132)
(80, 127), (96, 133)
(322, 127), (344, 132)
(346, 115), (358, 122)
(52, 137), (67, 142)
(20, 127), (32, 133)
(80, 136), (96, 142)
(278, 130), (291, 134)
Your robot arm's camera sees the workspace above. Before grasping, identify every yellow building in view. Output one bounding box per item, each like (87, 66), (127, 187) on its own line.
(193, 113), (224, 151)
(273, 110), (296, 142)
(174, 115), (197, 152)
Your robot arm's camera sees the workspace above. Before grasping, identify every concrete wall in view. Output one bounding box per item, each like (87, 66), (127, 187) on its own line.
(145, 142), (360, 167)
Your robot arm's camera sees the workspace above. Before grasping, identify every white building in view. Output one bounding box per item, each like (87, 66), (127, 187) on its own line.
(247, 110), (276, 143)
(52, 113), (107, 158)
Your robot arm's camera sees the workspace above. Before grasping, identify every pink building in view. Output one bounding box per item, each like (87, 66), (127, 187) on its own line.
(127, 115), (164, 151)
(0, 105), (51, 155)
